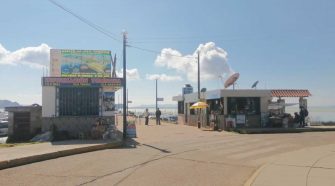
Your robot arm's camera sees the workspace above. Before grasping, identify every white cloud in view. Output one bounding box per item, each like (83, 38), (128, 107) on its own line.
(116, 68), (140, 80)
(0, 43), (50, 69)
(146, 73), (182, 81)
(155, 42), (234, 82)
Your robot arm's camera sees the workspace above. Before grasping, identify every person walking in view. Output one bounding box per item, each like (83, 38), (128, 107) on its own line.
(144, 108), (149, 125)
(155, 108), (161, 125)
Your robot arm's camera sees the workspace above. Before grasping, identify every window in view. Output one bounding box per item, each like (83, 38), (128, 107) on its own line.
(59, 87), (99, 116)
(227, 97), (260, 115)
(207, 98), (224, 115)
(178, 101), (184, 114)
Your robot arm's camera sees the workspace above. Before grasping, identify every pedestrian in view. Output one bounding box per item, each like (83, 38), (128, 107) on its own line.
(155, 108), (161, 125)
(299, 106), (306, 127)
(294, 112), (300, 127)
(144, 108), (149, 125)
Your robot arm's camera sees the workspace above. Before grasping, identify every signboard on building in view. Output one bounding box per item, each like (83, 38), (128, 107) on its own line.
(50, 49), (112, 77)
(103, 92), (115, 116)
(42, 77), (122, 90)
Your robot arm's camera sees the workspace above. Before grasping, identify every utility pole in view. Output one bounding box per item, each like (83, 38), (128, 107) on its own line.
(122, 32), (127, 139)
(155, 79), (158, 111)
(127, 88), (128, 116)
(197, 51), (200, 100)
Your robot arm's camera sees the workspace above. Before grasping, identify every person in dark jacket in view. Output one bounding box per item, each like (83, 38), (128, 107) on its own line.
(299, 106), (306, 127)
(155, 108), (161, 125)
(144, 108), (149, 125)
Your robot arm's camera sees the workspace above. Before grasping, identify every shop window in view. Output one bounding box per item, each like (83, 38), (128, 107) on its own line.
(207, 98), (224, 115)
(59, 87), (99, 116)
(227, 97), (260, 115)
(178, 101), (184, 114)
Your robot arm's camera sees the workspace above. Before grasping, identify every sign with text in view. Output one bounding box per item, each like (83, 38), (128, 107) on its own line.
(50, 49), (112, 77)
(42, 77), (122, 90)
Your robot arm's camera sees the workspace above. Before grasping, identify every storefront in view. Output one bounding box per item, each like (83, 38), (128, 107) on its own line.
(173, 89), (311, 130)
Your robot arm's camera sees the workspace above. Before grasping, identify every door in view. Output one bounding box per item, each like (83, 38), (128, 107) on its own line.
(13, 112), (31, 141)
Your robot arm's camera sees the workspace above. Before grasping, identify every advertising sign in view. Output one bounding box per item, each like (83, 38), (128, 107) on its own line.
(103, 92), (115, 114)
(42, 77), (122, 90)
(50, 49), (111, 77)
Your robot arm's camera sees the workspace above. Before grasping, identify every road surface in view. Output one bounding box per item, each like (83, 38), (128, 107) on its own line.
(1, 119), (335, 186)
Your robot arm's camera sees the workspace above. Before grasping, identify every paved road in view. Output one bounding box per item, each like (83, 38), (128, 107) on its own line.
(1, 119), (335, 186)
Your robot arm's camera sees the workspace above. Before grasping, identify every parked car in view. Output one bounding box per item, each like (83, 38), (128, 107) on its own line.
(0, 119), (8, 128)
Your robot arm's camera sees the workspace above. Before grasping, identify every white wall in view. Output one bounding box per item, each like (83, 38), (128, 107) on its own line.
(42, 86), (56, 117)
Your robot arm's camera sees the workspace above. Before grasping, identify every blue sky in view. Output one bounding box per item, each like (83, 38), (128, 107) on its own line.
(0, 0), (335, 106)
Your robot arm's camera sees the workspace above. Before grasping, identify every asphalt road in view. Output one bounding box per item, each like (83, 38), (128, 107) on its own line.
(1, 119), (335, 186)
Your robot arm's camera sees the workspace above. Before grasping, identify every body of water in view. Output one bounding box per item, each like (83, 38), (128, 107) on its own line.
(130, 106), (335, 122)
(286, 106), (335, 122)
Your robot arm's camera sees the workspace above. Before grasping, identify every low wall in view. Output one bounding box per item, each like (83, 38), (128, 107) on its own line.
(42, 116), (115, 138)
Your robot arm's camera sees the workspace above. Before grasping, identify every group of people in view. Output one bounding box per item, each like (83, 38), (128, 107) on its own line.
(143, 108), (161, 125)
(294, 106), (309, 127)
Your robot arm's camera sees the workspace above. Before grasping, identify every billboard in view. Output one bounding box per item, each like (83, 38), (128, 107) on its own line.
(50, 49), (111, 77)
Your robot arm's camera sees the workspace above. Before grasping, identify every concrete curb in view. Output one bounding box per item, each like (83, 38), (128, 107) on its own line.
(235, 127), (335, 134)
(0, 140), (123, 170)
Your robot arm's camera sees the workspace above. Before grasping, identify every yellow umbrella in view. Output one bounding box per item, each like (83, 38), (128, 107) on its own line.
(190, 101), (208, 109)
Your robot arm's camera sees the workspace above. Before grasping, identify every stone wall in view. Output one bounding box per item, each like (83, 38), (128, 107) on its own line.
(42, 116), (115, 138)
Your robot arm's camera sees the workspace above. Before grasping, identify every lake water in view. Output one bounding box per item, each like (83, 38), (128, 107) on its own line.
(2, 107), (333, 122)
(286, 106), (335, 122)
(131, 106), (335, 122)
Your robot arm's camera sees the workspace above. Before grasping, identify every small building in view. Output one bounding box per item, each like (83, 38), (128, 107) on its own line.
(41, 49), (122, 138)
(173, 88), (311, 130)
(5, 104), (42, 141)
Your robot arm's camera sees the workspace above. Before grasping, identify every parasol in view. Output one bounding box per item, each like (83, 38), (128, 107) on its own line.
(190, 101), (209, 109)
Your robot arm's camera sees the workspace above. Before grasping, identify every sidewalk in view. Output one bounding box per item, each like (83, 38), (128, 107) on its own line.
(0, 138), (122, 170)
(247, 143), (335, 186)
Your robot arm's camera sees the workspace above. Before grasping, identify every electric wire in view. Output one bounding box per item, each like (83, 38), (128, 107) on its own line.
(49, 0), (121, 43)
(49, 0), (197, 60)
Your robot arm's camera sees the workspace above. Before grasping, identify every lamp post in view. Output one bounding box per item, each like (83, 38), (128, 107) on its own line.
(155, 78), (158, 112)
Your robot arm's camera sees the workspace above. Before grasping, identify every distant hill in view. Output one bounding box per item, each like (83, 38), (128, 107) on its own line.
(0, 100), (20, 108)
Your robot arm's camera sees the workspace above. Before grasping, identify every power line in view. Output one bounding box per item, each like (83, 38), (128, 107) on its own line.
(128, 45), (195, 59)
(49, 0), (121, 43)
(49, 0), (196, 60)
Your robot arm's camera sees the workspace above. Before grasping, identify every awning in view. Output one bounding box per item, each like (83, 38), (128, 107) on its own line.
(271, 89), (311, 97)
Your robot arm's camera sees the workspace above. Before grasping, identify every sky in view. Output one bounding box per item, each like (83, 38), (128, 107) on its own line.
(0, 0), (335, 107)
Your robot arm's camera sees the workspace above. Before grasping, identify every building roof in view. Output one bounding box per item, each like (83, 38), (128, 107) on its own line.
(271, 89), (311, 97)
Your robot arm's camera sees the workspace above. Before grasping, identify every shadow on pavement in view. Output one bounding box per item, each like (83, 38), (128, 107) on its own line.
(120, 137), (171, 153)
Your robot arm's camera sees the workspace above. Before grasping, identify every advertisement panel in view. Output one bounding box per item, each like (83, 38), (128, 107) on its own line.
(42, 77), (122, 90)
(50, 49), (111, 77)
(103, 92), (115, 113)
